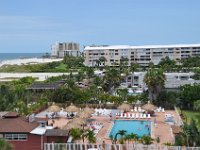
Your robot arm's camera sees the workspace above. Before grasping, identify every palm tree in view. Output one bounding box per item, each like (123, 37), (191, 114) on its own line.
(81, 129), (96, 143)
(69, 128), (82, 141)
(140, 135), (154, 145)
(99, 56), (107, 67)
(179, 120), (200, 146)
(87, 130), (96, 143)
(109, 135), (115, 144)
(95, 59), (101, 68)
(130, 63), (140, 73)
(104, 68), (121, 89)
(130, 133), (139, 143)
(124, 134), (132, 144)
(143, 68), (166, 100)
(0, 138), (13, 150)
(114, 130), (127, 144)
(120, 57), (129, 66)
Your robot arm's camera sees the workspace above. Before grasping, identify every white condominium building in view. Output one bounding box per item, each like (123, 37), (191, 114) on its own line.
(125, 72), (200, 89)
(51, 42), (81, 58)
(84, 44), (200, 66)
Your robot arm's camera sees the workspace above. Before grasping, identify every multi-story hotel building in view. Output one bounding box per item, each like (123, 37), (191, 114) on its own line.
(125, 72), (200, 89)
(84, 44), (200, 66)
(51, 42), (81, 58)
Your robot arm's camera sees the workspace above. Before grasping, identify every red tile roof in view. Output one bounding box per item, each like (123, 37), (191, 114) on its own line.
(0, 117), (39, 133)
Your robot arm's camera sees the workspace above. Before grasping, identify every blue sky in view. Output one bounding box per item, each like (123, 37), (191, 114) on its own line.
(0, 0), (200, 53)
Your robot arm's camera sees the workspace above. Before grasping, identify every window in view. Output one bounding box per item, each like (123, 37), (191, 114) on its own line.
(5, 134), (27, 141)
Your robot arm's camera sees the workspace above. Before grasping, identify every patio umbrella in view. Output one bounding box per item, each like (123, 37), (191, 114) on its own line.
(62, 120), (81, 130)
(65, 104), (79, 112)
(47, 104), (60, 112)
(83, 106), (95, 114)
(72, 117), (87, 126)
(142, 102), (157, 111)
(76, 111), (91, 119)
(118, 103), (131, 111)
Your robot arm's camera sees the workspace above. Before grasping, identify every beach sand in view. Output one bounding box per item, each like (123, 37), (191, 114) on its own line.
(0, 58), (62, 67)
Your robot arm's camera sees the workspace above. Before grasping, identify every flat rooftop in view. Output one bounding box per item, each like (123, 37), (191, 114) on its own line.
(84, 43), (200, 50)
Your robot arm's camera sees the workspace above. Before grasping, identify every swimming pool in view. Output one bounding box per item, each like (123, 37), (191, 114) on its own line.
(109, 120), (151, 139)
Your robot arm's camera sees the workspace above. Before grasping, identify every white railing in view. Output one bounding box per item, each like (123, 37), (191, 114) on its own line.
(44, 143), (200, 150)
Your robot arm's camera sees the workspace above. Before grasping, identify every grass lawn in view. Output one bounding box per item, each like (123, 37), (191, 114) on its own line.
(55, 63), (67, 71)
(182, 110), (200, 128)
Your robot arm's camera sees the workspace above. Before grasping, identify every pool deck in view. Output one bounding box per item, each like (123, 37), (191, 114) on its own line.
(37, 109), (179, 145)
(92, 110), (179, 144)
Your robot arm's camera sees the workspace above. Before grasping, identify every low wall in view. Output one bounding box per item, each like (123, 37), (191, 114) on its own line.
(44, 143), (200, 150)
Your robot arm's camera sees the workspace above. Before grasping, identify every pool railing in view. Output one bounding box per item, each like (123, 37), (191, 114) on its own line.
(44, 143), (200, 150)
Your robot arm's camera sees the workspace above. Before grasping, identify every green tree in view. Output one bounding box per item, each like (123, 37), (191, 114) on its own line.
(194, 100), (200, 111)
(176, 120), (200, 147)
(84, 67), (94, 79)
(140, 135), (154, 145)
(114, 130), (127, 144)
(179, 84), (200, 109)
(158, 56), (176, 72)
(99, 56), (107, 67)
(69, 128), (82, 141)
(0, 138), (13, 150)
(130, 63), (140, 73)
(116, 88), (128, 102)
(104, 68), (121, 91)
(87, 130), (96, 143)
(144, 68), (166, 100)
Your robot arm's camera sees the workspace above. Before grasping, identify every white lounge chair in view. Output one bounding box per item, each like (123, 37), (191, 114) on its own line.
(144, 114), (147, 118)
(131, 109), (134, 112)
(67, 136), (73, 143)
(135, 113), (139, 119)
(161, 108), (165, 112)
(132, 113), (135, 119)
(157, 108), (161, 112)
(120, 113), (123, 118)
(147, 114), (151, 119)
(140, 113), (143, 119)
(134, 107), (137, 112)
(124, 113), (127, 118)
(138, 107), (142, 112)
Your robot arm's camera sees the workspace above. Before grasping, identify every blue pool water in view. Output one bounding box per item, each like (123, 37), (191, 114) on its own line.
(109, 120), (151, 139)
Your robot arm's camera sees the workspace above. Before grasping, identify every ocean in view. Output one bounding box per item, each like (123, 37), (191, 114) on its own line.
(0, 53), (45, 61)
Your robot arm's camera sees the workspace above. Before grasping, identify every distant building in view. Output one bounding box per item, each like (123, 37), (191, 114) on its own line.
(84, 44), (200, 67)
(125, 72), (200, 89)
(51, 42), (81, 58)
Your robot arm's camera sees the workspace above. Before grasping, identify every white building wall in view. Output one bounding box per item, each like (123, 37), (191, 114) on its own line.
(130, 72), (200, 89)
(84, 44), (200, 67)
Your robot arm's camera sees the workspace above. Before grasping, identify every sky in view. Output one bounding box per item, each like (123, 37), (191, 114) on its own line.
(0, 0), (200, 53)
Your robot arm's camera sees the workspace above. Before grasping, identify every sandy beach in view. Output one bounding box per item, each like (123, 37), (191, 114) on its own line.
(0, 58), (63, 67)
(0, 57), (70, 81)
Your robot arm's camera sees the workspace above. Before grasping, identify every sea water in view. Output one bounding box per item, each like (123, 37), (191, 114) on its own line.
(0, 53), (44, 61)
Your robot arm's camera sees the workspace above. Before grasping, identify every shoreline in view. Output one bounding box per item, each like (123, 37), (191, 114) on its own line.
(0, 57), (63, 67)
